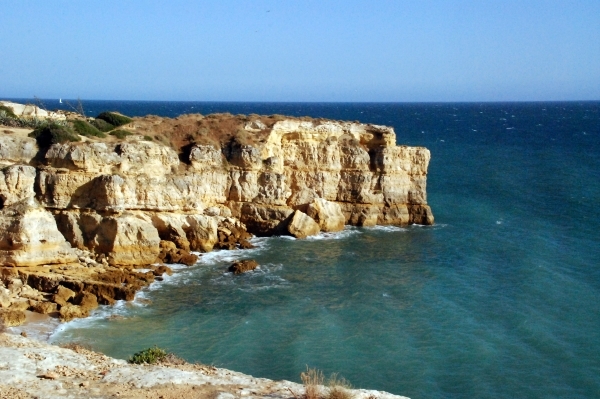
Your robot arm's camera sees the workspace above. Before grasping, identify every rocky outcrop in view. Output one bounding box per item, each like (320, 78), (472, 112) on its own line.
(0, 256), (173, 323)
(228, 259), (259, 275)
(0, 309), (26, 327)
(306, 198), (345, 232)
(0, 333), (410, 399)
(0, 136), (38, 167)
(0, 111), (433, 270)
(0, 201), (78, 267)
(288, 210), (321, 239)
(0, 101), (66, 120)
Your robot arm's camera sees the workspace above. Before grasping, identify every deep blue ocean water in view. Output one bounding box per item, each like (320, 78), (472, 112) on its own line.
(11, 99), (600, 398)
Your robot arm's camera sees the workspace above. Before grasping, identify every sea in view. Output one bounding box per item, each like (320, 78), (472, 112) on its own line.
(8, 99), (600, 399)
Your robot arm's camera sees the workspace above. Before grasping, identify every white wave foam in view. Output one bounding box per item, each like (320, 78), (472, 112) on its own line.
(49, 299), (136, 341)
(364, 225), (408, 233)
(305, 226), (362, 241)
(276, 235), (297, 241)
(196, 237), (270, 266)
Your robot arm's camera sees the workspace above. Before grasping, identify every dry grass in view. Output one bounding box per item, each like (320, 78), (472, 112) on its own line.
(327, 373), (354, 399)
(159, 352), (187, 365)
(301, 366), (324, 399)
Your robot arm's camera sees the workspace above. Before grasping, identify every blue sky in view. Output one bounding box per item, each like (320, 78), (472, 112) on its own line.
(1, 0), (599, 101)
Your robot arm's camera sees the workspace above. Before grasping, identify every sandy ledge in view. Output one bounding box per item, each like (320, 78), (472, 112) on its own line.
(0, 332), (409, 399)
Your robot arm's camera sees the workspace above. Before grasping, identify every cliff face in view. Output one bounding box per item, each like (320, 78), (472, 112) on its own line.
(0, 115), (433, 267)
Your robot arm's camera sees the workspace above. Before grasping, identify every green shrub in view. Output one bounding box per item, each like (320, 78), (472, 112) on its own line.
(28, 124), (80, 147)
(90, 118), (115, 132)
(0, 105), (17, 119)
(96, 111), (132, 127)
(128, 346), (168, 364)
(109, 129), (133, 139)
(71, 120), (106, 138)
(143, 135), (153, 141)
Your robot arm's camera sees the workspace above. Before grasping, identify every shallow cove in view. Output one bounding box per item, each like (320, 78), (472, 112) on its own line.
(38, 101), (600, 399)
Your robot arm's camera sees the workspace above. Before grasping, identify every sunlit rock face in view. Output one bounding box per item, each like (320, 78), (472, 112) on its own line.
(0, 115), (433, 266)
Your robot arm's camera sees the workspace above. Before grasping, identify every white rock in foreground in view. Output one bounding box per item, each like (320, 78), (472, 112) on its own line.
(0, 332), (409, 399)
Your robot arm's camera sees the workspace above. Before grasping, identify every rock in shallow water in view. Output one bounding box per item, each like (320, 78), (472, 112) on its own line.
(228, 260), (259, 275)
(287, 210), (320, 239)
(0, 309), (26, 326)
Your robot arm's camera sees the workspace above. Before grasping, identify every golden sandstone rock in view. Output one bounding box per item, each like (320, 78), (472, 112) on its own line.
(288, 210), (321, 239)
(0, 115), (433, 266)
(229, 259), (259, 275)
(0, 110), (433, 319)
(0, 309), (26, 327)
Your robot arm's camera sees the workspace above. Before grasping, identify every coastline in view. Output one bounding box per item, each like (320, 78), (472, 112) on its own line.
(1, 233), (411, 399)
(0, 104), (433, 398)
(0, 332), (409, 399)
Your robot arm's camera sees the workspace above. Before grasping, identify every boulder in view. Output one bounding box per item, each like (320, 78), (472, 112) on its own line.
(0, 201), (78, 267)
(72, 292), (98, 312)
(31, 301), (58, 314)
(229, 260), (259, 275)
(216, 218), (253, 250)
(158, 240), (198, 265)
(179, 252), (198, 266)
(0, 165), (36, 206)
(94, 214), (160, 266)
(0, 287), (10, 308)
(8, 298), (29, 311)
(306, 198), (345, 232)
(186, 215), (218, 252)
(287, 210), (320, 239)
(151, 213), (191, 251)
(152, 265), (173, 276)
(59, 304), (89, 322)
(0, 309), (26, 327)
(0, 136), (38, 166)
(53, 285), (76, 307)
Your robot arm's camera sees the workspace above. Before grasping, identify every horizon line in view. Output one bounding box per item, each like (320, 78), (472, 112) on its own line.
(3, 97), (600, 104)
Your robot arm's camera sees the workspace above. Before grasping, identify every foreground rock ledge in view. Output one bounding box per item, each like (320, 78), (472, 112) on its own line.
(0, 333), (409, 399)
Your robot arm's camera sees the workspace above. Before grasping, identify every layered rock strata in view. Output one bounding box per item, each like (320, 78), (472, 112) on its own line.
(1, 115), (433, 266)
(0, 112), (433, 323)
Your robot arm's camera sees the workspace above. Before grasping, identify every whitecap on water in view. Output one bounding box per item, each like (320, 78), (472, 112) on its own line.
(276, 235), (297, 241)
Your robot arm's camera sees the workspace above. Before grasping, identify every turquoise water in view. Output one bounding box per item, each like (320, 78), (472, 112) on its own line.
(36, 101), (600, 398)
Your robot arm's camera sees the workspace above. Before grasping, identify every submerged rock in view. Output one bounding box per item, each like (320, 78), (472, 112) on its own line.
(229, 260), (259, 275)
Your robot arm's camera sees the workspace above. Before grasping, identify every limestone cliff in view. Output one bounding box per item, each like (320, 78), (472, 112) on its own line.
(0, 112), (433, 268)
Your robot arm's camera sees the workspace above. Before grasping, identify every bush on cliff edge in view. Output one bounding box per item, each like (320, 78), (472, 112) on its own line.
(90, 118), (115, 132)
(71, 120), (106, 138)
(109, 129), (133, 139)
(128, 346), (167, 364)
(28, 123), (81, 147)
(96, 111), (132, 127)
(0, 105), (17, 119)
